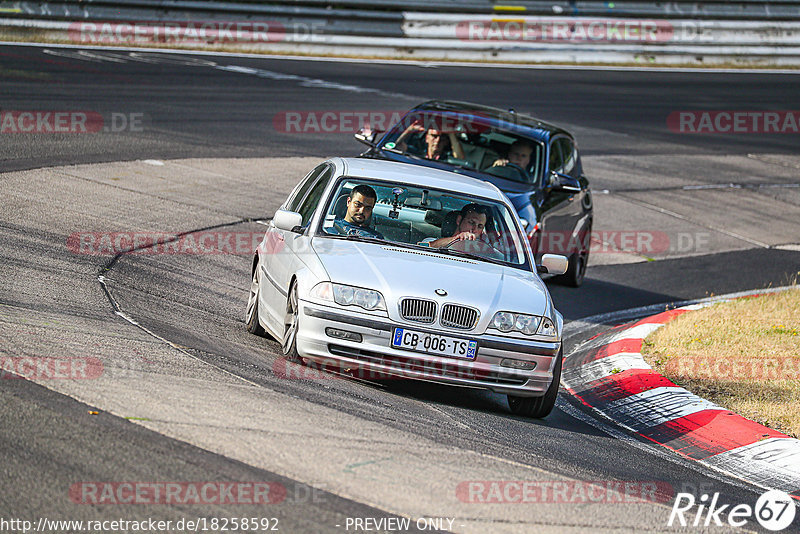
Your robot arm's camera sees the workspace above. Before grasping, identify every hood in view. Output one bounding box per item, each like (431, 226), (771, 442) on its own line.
(311, 237), (549, 319)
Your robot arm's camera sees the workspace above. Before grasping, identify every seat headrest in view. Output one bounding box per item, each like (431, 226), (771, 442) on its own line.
(441, 211), (460, 237)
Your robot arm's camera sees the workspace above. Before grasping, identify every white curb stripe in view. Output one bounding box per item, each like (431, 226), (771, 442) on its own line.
(602, 386), (725, 432)
(703, 438), (800, 493)
(564, 352), (652, 385)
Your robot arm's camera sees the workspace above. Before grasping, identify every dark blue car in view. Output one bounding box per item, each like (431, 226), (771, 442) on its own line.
(355, 100), (593, 287)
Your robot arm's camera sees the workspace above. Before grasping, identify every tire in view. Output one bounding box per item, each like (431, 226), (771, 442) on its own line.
(555, 250), (588, 287)
(245, 262), (267, 336)
(554, 222), (591, 288)
(282, 282), (302, 363)
(507, 348), (563, 419)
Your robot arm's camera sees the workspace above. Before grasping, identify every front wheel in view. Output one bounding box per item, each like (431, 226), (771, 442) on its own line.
(282, 282), (302, 363)
(245, 263), (266, 336)
(507, 348), (562, 419)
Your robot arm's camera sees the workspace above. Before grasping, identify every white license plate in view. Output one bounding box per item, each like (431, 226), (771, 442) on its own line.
(391, 328), (477, 359)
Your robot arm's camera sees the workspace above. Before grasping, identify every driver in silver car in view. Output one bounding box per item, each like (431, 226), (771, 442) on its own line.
(426, 203), (491, 248)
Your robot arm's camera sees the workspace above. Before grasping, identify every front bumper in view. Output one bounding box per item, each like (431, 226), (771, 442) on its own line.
(296, 301), (561, 397)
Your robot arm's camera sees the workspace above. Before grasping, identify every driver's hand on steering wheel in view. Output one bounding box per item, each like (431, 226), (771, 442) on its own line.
(492, 158), (510, 167)
(448, 231), (479, 244)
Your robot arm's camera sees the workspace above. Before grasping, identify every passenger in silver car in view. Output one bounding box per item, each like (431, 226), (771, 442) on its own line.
(332, 184), (385, 239)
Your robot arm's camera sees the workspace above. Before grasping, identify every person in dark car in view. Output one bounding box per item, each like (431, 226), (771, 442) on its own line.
(490, 138), (535, 171)
(394, 121), (465, 162)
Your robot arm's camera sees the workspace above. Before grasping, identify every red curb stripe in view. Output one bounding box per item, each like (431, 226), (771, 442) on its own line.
(570, 369), (678, 406)
(631, 308), (689, 327)
(566, 294), (800, 496)
(638, 409), (788, 461)
(592, 338), (644, 360)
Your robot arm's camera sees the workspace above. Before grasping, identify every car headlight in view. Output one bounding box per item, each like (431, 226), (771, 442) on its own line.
(490, 311), (541, 336)
(491, 311), (515, 332)
(311, 282), (386, 312)
(536, 316), (557, 337)
(515, 314), (540, 335)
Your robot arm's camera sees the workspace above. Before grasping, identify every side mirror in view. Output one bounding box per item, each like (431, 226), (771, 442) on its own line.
(354, 127), (383, 147)
(536, 254), (568, 275)
(272, 209), (303, 233)
(549, 171), (582, 193)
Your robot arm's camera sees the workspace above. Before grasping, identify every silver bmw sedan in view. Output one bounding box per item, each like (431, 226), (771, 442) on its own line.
(246, 157), (568, 418)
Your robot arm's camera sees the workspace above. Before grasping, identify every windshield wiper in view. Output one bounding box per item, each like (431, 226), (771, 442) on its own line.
(325, 233), (393, 247)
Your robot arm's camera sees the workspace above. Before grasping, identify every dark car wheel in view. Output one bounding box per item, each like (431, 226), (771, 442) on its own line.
(282, 282), (302, 363)
(245, 262), (267, 336)
(558, 249), (588, 287)
(554, 221), (591, 287)
(507, 348), (562, 419)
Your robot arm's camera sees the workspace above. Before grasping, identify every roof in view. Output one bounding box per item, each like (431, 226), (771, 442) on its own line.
(335, 157), (508, 203)
(410, 100), (571, 140)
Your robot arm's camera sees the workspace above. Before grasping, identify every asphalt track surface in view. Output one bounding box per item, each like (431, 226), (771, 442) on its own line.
(2, 44), (800, 533)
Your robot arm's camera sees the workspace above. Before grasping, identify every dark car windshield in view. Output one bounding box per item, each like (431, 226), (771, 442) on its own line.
(379, 111), (545, 186)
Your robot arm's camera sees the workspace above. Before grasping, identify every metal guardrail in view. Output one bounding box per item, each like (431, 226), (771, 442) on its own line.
(2, 0), (405, 37)
(1, 0), (799, 65)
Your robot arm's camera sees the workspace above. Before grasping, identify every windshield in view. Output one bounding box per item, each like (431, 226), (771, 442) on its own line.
(379, 111), (544, 186)
(316, 178), (529, 268)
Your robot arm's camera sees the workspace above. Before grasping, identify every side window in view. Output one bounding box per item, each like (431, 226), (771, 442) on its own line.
(551, 137), (577, 176)
(286, 164), (326, 212)
(559, 138), (577, 176)
(548, 139), (564, 174)
(296, 167), (333, 226)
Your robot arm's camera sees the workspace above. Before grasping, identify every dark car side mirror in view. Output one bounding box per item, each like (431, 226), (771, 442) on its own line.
(548, 171), (582, 193)
(354, 127), (383, 148)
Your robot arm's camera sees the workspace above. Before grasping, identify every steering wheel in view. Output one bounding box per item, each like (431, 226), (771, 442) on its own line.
(504, 162), (527, 173)
(484, 162), (528, 182)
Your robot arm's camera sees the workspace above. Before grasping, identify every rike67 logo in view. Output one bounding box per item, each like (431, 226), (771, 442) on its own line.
(669, 489), (796, 531)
